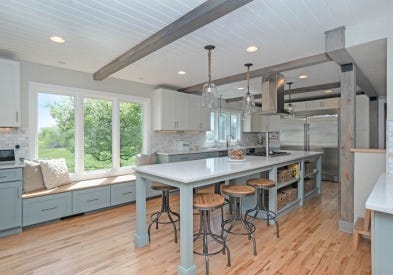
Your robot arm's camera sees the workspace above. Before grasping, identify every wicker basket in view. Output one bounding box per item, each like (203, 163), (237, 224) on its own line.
(304, 161), (314, 175)
(304, 178), (316, 194)
(277, 168), (293, 183)
(277, 187), (297, 210)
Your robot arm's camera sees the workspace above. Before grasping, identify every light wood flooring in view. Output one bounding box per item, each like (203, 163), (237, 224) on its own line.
(0, 181), (371, 274)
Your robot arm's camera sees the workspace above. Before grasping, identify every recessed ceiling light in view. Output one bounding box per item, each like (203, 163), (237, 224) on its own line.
(298, 74), (308, 79)
(50, 36), (65, 43)
(246, 46), (258, 53)
(324, 90), (332, 93)
(177, 70), (186, 75)
(237, 87), (244, 90)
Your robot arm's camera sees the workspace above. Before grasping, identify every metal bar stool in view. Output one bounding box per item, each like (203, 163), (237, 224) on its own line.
(221, 184), (257, 256)
(148, 182), (180, 243)
(193, 193), (231, 274)
(245, 178), (279, 238)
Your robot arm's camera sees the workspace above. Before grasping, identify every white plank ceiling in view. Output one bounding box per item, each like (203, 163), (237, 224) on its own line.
(0, 0), (389, 98)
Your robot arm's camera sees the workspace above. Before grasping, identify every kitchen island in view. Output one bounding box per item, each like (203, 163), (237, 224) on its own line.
(134, 150), (322, 275)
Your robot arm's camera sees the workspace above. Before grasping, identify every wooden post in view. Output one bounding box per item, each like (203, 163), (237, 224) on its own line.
(339, 63), (356, 232)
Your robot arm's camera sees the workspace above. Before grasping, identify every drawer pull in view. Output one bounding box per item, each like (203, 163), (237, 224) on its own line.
(87, 198), (99, 203)
(41, 206), (57, 212)
(122, 191), (133, 195)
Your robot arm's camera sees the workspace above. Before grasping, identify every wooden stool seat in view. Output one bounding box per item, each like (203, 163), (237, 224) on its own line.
(193, 193), (224, 210)
(222, 185), (255, 197)
(247, 178), (275, 188)
(151, 182), (177, 191)
(353, 209), (371, 251)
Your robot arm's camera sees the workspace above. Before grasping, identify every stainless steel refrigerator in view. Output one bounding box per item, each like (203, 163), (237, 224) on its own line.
(280, 114), (339, 182)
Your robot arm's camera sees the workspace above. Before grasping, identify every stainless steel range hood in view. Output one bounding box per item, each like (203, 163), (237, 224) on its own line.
(260, 72), (288, 115)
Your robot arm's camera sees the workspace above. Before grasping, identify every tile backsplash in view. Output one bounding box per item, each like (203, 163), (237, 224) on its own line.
(0, 128), (29, 162)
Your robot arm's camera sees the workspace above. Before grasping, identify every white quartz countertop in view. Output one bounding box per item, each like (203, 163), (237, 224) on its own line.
(366, 173), (393, 214)
(156, 146), (265, 156)
(135, 150), (322, 183)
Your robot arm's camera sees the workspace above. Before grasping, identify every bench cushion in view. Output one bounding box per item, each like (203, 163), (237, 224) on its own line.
(39, 159), (71, 189)
(22, 160), (45, 193)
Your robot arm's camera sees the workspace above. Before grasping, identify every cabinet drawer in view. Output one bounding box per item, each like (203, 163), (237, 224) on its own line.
(23, 192), (72, 226)
(73, 186), (110, 214)
(169, 154), (195, 162)
(0, 168), (22, 183)
(111, 182), (136, 206)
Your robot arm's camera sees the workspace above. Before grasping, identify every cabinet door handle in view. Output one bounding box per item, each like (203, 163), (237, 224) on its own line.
(16, 112), (19, 122)
(41, 206), (57, 212)
(122, 191), (133, 195)
(0, 176), (6, 179)
(87, 198), (99, 203)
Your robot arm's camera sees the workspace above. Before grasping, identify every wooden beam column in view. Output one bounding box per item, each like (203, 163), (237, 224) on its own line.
(339, 63), (356, 232)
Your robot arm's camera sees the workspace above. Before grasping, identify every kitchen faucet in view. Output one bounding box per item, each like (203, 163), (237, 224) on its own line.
(226, 134), (234, 148)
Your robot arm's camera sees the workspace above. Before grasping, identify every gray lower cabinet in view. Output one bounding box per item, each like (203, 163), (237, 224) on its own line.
(23, 192), (72, 226)
(111, 182), (136, 205)
(72, 186), (111, 214)
(0, 168), (22, 237)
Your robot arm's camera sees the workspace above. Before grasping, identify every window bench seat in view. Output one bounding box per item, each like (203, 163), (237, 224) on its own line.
(22, 174), (161, 227)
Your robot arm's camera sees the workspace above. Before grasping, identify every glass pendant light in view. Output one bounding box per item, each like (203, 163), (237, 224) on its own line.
(201, 45), (218, 108)
(242, 63), (255, 118)
(287, 81), (295, 119)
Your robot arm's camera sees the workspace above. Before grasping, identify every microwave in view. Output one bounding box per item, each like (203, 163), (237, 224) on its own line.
(0, 149), (15, 165)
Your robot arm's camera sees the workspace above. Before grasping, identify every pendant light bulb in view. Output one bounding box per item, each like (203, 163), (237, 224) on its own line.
(242, 63), (255, 118)
(201, 45), (218, 108)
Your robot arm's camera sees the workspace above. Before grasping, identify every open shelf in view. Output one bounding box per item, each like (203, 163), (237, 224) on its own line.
(304, 170), (318, 179)
(277, 198), (301, 214)
(277, 177), (300, 189)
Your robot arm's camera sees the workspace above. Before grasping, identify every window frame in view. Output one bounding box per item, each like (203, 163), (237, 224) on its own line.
(206, 109), (242, 145)
(29, 82), (150, 180)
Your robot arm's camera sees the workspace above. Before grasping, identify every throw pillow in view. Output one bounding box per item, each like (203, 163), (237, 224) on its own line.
(22, 160), (45, 193)
(39, 158), (72, 189)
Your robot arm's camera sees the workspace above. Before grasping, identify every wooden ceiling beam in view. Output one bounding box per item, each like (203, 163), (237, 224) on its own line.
(93, 0), (253, 81)
(225, 82), (340, 103)
(179, 53), (330, 93)
(325, 26), (377, 97)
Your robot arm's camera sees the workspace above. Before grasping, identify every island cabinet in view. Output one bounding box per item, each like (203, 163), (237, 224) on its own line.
(264, 157), (321, 217)
(0, 58), (20, 127)
(0, 168), (22, 237)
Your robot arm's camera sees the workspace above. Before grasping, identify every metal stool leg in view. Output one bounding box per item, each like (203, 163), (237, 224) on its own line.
(245, 187), (279, 238)
(148, 189), (180, 243)
(223, 196), (257, 256)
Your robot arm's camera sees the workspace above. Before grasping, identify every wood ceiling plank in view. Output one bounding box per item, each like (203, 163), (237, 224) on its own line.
(93, 0), (253, 80)
(179, 53), (330, 93)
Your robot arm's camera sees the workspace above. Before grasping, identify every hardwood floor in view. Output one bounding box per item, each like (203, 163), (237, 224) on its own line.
(0, 181), (371, 275)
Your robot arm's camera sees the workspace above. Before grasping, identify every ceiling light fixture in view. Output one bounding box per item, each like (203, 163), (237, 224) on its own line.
(286, 82), (295, 119)
(177, 70), (186, 75)
(242, 63), (255, 118)
(237, 87), (244, 90)
(201, 45), (218, 108)
(298, 74), (308, 79)
(50, 36), (65, 43)
(324, 90), (332, 93)
(246, 46), (258, 52)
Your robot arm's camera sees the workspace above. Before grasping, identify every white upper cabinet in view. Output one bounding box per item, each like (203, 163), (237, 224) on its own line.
(153, 89), (210, 131)
(187, 94), (210, 131)
(244, 113), (280, 132)
(0, 59), (20, 127)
